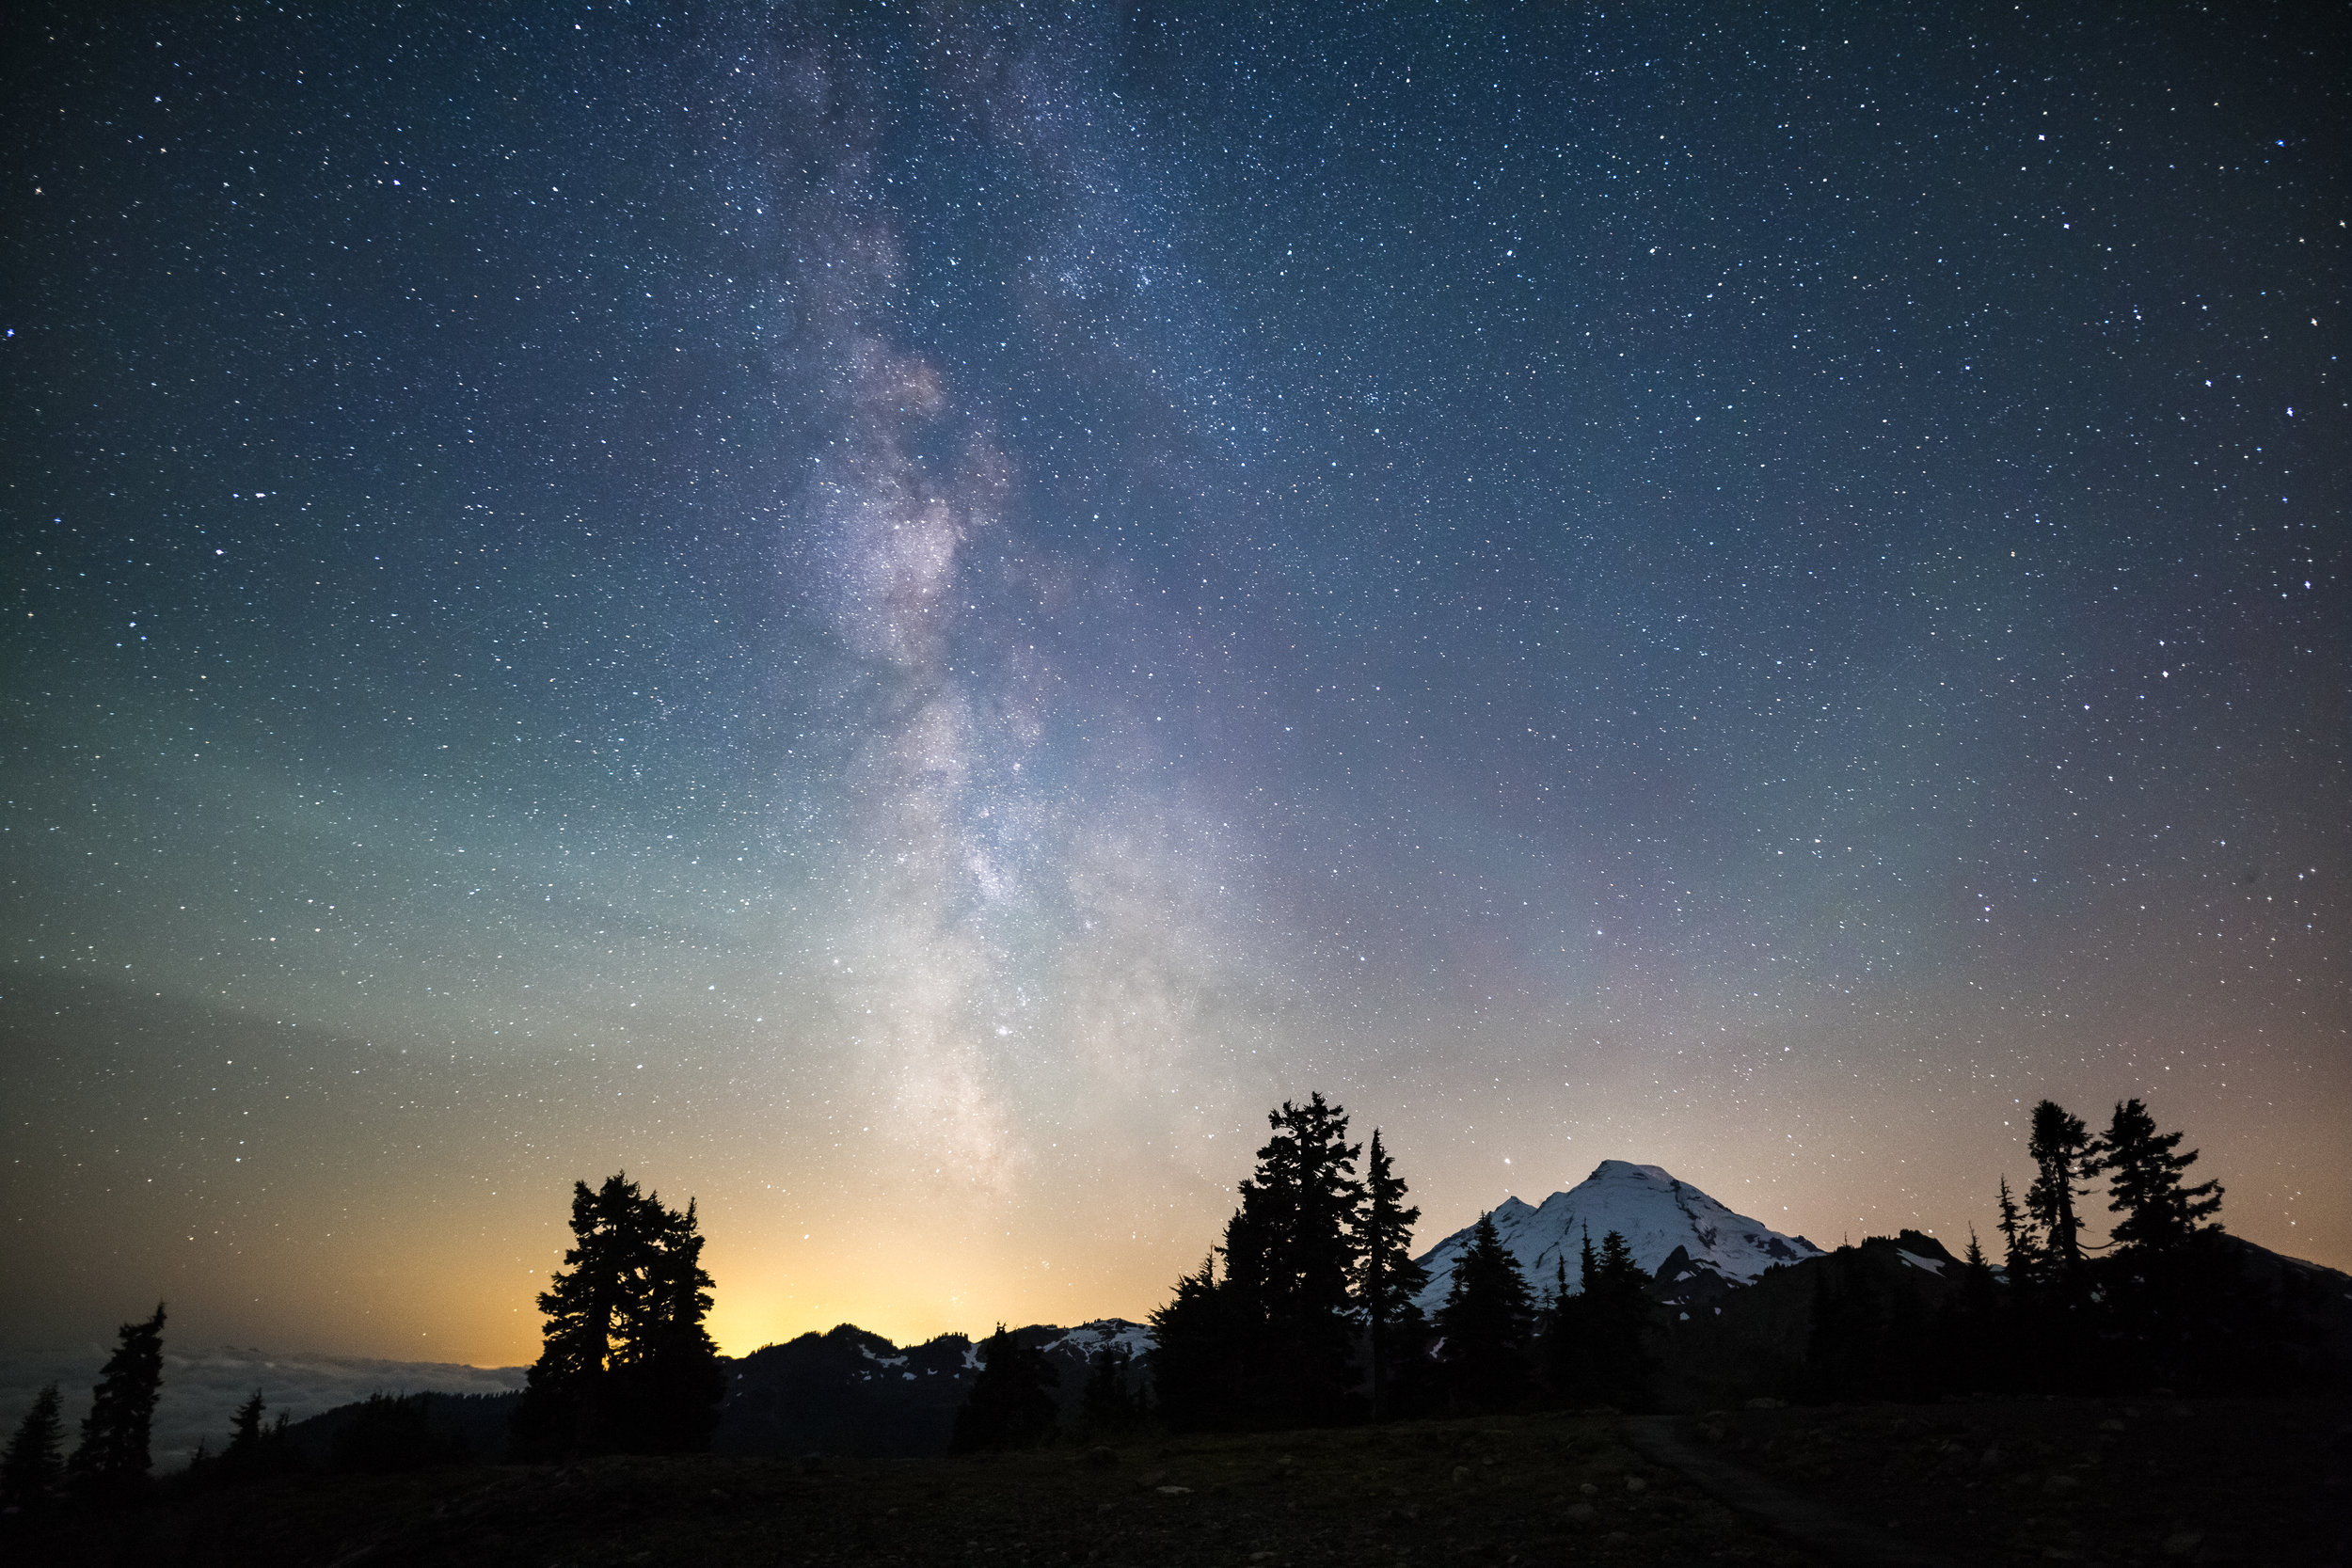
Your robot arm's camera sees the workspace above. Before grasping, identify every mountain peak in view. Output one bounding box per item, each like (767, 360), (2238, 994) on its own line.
(1587, 1159), (1678, 1185)
(1412, 1162), (1822, 1314)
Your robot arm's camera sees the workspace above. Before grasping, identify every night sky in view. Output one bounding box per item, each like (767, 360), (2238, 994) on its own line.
(5, 3), (2345, 1368)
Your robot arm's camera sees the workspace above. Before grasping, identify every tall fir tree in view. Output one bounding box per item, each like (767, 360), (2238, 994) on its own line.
(69, 1303), (166, 1494)
(1150, 1092), (1369, 1430)
(2090, 1098), (2233, 1387)
(950, 1325), (1059, 1452)
(510, 1173), (723, 1459)
(2025, 1101), (2094, 1286)
(1224, 1093), (1363, 1425)
(621, 1196), (725, 1453)
(1350, 1128), (1428, 1421)
(2093, 1098), (2222, 1254)
(1994, 1175), (2041, 1285)
(1580, 1229), (1656, 1410)
(1432, 1212), (1534, 1413)
(0, 1384), (66, 1514)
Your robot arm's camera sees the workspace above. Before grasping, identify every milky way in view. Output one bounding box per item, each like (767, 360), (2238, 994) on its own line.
(4, 4), (2344, 1363)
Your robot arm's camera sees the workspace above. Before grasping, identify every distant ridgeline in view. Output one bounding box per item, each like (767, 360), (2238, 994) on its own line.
(275, 1155), (2351, 1463)
(154, 1101), (2351, 1481)
(278, 1322), (1152, 1464)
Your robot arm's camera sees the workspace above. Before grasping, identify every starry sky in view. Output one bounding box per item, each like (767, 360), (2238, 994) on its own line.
(5, 3), (2345, 1368)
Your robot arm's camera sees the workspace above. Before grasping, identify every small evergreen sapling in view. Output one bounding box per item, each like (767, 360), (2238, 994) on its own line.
(0, 1384), (66, 1514)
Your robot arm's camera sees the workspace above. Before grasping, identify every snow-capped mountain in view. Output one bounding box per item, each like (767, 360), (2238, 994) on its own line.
(1410, 1159), (1824, 1313)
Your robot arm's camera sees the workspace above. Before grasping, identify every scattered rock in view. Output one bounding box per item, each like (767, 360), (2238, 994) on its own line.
(1084, 1446), (1119, 1468)
(1579, 1482), (1599, 1496)
(2098, 1418), (2128, 1433)
(1452, 1465), (1472, 1482)
(1624, 1476), (1647, 1494)
(1744, 1396), (1788, 1410)
(2161, 1531), (2202, 1558)
(1565, 1502), (1597, 1524)
(1153, 1484), (1192, 1497)
(2042, 1474), (2081, 1496)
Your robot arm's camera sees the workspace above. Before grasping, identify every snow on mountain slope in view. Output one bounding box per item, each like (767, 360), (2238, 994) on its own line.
(1410, 1160), (1823, 1313)
(1038, 1319), (1154, 1361)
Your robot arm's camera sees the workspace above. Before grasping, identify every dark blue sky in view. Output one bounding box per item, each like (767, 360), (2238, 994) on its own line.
(5, 2), (2344, 1357)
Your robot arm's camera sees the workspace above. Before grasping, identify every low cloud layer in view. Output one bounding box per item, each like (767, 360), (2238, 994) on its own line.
(0, 1347), (524, 1471)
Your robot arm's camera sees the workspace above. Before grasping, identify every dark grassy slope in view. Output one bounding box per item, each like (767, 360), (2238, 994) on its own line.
(8, 1413), (1808, 1568)
(1680, 1397), (2348, 1567)
(17, 1398), (2346, 1565)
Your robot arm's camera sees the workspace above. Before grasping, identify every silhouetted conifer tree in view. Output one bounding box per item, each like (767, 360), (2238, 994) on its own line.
(1222, 1093), (1364, 1425)
(1994, 1175), (2040, 1284)
(1433, 1212), (1534, 1413)
(1947, 1227), (2002, 1390)
(1152, 1093), (1364, 1430)
(0, 1384), (65, 1514)
(620, 1196), (726, 1453)
(226, 1389), (265, 1465)
(2089, 1098), (2236, 1387)
(1538, 1257), (1582, 1405)
(68, 1303), (166, 1495)
(1148, 1257), (1249, 1431)
(1350, 1128), (1428, 1421)
(511, 1173), (723, 1459)
(1080, 1343), (1141, 1435)
(950, 1325), (1058, 1451)
(1581, 1229), (1656, 1409)
(2093, 1098), (2222, 1255)
(2026, 1101), (2093, 1288)
(194, 1388), (299, 1486)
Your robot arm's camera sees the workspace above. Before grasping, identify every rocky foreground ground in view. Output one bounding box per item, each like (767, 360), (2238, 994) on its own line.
(9, 1398), (2342, 1567)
